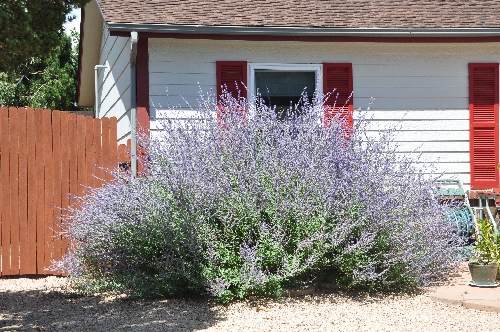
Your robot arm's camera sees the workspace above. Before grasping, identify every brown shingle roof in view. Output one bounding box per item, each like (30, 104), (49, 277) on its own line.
(96, 0), (500, 29)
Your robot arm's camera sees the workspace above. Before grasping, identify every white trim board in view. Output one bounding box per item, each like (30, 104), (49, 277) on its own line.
(248, 63), (323, 103)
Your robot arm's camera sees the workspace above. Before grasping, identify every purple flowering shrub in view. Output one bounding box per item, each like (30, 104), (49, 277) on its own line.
(54, 91), (463, 302)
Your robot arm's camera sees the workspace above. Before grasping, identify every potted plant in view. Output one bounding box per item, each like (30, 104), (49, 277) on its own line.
(468, 218), (500, 287)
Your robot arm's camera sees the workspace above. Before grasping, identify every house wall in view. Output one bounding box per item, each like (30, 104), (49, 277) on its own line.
(97, 26), (132, 144)
(148, 38), (500, 188)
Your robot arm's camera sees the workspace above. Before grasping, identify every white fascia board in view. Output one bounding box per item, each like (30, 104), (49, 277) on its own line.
(106, 23), (500, 37)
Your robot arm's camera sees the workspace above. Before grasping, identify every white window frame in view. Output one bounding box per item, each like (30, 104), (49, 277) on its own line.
(248, 63), (323, 104)
(247, 63), (323, 121)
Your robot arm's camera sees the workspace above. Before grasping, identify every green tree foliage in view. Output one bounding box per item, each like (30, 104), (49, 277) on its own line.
(0, 30), (79, 110)
(0, 32), (78, 111)
(0, 0), (90, 75)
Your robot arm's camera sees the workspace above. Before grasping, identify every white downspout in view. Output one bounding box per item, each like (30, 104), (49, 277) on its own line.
(130, 31), (138, 176)
(94, 65), (108, 118)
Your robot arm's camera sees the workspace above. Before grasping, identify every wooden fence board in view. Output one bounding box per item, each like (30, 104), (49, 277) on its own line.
(67, 113), (79, 270)
(85, 116), (95, 188)
(9, 107), (19, 274)
(60, 112), (70, 259)
(101, 117), (110, 182)
(110, 117), (118, 169)
(0, 108), (120, 276)
(42, 109), (53, 273)
(0, 107), (10, 276)
(68, 113), (78, 205)
(93, 119), (102, 186)
(52, 111), (62, 264)
(76, 116), (86, 197)
(0, 109), (2, 275)
(26, 108), (37, 274)
(17, 108), (29, 274)
(35, 109), (45, 273)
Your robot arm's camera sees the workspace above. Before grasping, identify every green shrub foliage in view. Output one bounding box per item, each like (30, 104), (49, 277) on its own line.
(54, 91), (463, 302)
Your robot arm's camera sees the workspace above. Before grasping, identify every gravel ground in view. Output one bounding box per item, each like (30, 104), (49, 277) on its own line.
(2, 275), (500, 331)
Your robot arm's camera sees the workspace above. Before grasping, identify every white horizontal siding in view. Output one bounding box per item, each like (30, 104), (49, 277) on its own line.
(426, 162), (470, 173)
(148, 39), (500, 189)
(414, 151), (469, 162)
(389, 131), (466, 141)
(148, 40), (500, 110)
(360, 110), (467, 120)
(394, 141), (467, 152)
(98, 28), (132, 144)
(364, 119), (468, 131)
(356, 76), (464, 86)
(362, 108), (471, 186)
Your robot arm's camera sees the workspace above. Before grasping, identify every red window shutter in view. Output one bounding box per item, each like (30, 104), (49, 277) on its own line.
(469, 63), (499, 189)
(216, 61), (248, 128)
(216, 61), (247, 102)
(323, 63), (353, 128)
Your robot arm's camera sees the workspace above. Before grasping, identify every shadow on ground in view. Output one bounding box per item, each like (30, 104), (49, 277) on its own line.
(0, 287), (223, 331)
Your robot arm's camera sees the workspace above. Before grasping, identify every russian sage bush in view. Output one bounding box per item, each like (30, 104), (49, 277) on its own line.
(54, 90), (463, 302)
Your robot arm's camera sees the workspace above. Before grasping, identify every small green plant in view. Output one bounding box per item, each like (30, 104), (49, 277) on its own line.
(471, 218), (500, 265)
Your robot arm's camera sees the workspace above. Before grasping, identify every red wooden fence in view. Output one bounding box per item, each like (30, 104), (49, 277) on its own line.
(0, 107), (121, 276)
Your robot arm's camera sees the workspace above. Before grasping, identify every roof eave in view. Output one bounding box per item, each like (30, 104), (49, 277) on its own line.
(106, 23), (500, 37)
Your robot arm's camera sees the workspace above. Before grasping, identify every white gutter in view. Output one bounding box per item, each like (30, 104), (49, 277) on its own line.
(107, 23), (500, 37)
(130, 31), (138, 176)
(94, 65), (108, 118)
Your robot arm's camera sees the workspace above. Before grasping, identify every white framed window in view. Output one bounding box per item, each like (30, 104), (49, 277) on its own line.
(248, 63), (322, 119)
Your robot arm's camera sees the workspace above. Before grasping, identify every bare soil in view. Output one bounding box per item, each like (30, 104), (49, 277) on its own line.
(1, 275), (500, 331)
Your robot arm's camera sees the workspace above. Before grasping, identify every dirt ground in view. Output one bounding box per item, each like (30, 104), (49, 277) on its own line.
(2, 274), (500, 331)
